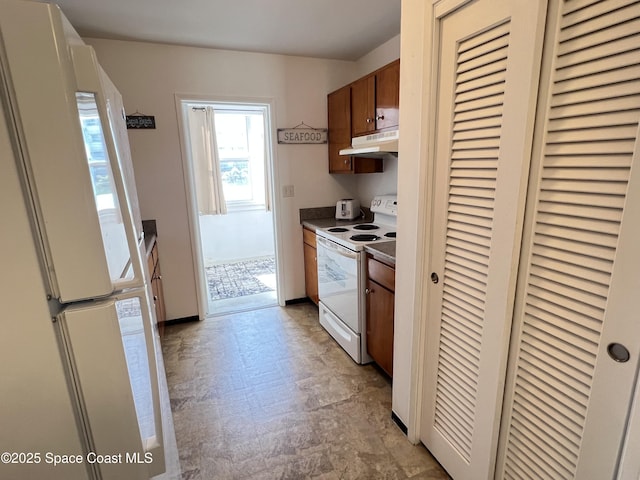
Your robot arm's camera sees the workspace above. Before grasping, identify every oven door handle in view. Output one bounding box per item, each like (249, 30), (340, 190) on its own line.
(317, 236), (358, 260)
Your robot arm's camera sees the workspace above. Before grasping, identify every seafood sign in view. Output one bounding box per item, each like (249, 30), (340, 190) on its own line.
(277, 128), (327, 144)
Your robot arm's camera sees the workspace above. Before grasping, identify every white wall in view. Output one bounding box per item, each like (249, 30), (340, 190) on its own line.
(87, 36), (401, 320)
(355, 34), (401, 77)
(87, 38), (361, 319)
(392, 0), (432, 436)
(199, 210), (275, 265)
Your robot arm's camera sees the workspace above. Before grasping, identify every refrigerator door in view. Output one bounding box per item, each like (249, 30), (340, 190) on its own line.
(71, 44), (144, 244)
(58, 289), (165, 480)
(101, 67), (144, 243)
(0, 1), (144, 302)
(76, 91), (139, 285)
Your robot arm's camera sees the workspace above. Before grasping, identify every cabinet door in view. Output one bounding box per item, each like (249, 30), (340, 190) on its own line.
(366, 278), (394, 377)
(420, 0), (546, 478)
(497, 1), (640, 478)
(151, 261), (166, 324)
(328, 86), (354, 173)
(351, 75), (376, 137)
(375, 60), (400, 131)
(303, 241), (318, 305)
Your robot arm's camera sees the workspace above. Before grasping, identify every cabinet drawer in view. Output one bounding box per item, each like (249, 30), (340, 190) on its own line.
(367, 257), (395, 292)
(302, 227), (316, 248)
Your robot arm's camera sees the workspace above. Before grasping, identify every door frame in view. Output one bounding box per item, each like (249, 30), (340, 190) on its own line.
(174, 93), (284, 319)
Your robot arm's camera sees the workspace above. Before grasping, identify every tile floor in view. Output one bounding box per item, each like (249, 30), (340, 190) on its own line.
(161, 303), (450, 480)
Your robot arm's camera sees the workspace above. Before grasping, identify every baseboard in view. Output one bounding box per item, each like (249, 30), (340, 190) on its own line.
(163, 315), (199, 326)
(391, 411), (408, 435)
(284, 297), (314, 305)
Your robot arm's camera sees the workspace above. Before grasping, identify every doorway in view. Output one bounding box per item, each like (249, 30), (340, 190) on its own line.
(178, 98), (280, 317)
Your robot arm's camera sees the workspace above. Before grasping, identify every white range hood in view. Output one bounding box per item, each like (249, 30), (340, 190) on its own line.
(339, 129), (399, 157)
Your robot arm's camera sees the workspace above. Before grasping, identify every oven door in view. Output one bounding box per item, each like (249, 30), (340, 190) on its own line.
(316, 235), (361, 333)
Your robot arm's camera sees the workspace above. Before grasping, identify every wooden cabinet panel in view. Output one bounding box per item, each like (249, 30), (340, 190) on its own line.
(367, 256), (395, 292)
(302, 227), (318, 305)
(302, 226), (316, 249)
(328, 85), (383, 175)
(366, 277), (394, 377)
(328, 85), (353, 174)
(351, 75), (376, 137)
(147, 240), (166, 324)
(375, 59), (400, 131)
(366, 255), (395, 377)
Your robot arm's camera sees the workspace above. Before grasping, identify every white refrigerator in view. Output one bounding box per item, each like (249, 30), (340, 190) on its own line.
(0, 1), (178, 479)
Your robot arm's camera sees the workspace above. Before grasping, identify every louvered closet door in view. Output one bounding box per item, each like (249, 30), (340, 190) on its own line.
(420, 0), (547, 478)
(497, 1), (640, 479)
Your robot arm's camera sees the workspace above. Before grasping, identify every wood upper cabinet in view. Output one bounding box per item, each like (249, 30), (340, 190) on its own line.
(351, 59), (400, 137)
(302, 227), (318, 305)
(327, 85), (383, 174)
(375, 59), (400, 131)
(351, 75), (376, 137)
(366, 254), (395, 377)
(327, 85), (354, 174)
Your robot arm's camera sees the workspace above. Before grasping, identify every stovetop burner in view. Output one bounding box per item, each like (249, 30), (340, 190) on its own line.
(327, 227), (349, 233)
(351, 234), (380, 242)
(385, 232), (396, 238)
(352, 224), (379, 231)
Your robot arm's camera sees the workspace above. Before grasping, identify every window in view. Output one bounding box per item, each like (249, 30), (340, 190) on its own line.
(213, 110), (267, 209)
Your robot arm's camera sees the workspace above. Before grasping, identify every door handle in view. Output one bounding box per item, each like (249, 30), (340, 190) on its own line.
(607, 343), (630, 363)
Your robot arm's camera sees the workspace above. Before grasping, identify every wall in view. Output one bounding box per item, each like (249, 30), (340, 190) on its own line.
(199, 210), (275, 265)
(353, 34), (401, 205)
(392, 0), (432, 437)
(355, 34), (401, 77)
(86, 38), (361, 319)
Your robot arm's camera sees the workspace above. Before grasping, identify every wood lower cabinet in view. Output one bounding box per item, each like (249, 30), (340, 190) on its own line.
(147, 238), (166, 325)
(302, 227), (318, 305)
(365, 254), (395, 377)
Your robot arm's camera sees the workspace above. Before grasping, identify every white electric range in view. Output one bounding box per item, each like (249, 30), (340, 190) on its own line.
(315, 194), (397, 363)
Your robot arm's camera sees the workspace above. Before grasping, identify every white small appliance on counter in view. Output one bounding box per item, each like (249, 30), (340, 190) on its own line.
(335, 198), (360, 220)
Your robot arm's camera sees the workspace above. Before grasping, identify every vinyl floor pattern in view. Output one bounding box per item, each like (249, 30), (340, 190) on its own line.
(161, 303), (450, 480)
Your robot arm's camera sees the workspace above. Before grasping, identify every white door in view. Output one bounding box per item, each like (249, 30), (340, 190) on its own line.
(420, 0), (547, 478)
(496, 1), (640, 478)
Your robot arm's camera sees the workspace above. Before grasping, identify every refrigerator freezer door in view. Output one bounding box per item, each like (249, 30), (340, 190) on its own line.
(58, 290), (165, 480)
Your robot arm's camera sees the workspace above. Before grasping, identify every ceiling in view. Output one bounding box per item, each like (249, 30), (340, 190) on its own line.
(46, 0), (401, 61)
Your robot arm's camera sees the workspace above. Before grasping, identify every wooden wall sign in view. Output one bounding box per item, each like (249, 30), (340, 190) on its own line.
(277, 128), (327, 144)
(126, 115), (156, 129)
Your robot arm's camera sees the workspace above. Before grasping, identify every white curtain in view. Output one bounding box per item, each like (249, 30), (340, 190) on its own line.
(188, 107), (227, 215)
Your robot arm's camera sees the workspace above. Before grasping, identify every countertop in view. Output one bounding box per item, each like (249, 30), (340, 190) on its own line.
(301, 217), (371, 231)
(364, 241), (396, 266)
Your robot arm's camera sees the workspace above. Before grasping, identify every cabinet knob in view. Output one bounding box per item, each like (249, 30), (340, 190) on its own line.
(365, 288), (373, 294)
(366, 117), (373, 123)
(153, 295), (158, 301)
(376, 114), (385, 121)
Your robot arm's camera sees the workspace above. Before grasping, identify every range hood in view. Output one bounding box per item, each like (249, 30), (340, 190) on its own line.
(339, 130), (399, 157)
